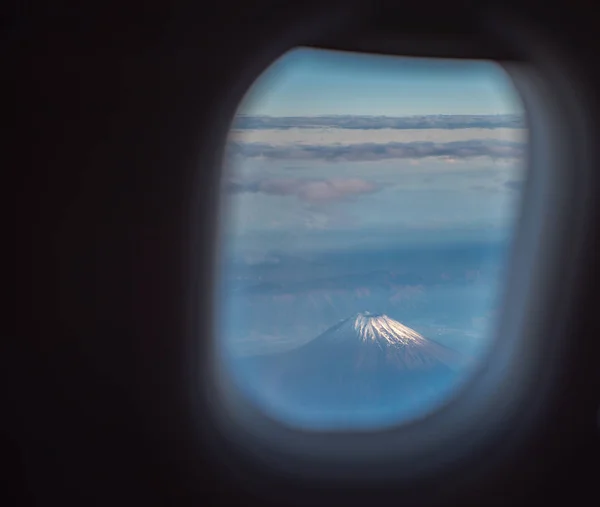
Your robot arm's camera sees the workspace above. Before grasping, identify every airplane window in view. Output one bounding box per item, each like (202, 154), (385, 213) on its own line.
(216, 47), (527, 431)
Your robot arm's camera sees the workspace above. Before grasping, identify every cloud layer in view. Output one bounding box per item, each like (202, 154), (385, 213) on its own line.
(226, 177), (380, 203)
(233, 114), (525, 130)
(227, 139), (525, 162)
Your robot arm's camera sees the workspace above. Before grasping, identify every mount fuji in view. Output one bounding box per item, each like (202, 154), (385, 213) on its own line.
(238, 312), (461, 425)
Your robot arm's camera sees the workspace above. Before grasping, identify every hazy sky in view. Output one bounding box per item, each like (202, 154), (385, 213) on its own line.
(222, 47), (526, 259)
(240, 48), (523, 117)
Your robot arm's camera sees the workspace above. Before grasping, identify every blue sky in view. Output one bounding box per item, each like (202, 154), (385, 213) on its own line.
(240, 48), (523, 117)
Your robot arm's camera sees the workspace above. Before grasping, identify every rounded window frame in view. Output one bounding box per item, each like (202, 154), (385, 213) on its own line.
(190, 7), (596, 488)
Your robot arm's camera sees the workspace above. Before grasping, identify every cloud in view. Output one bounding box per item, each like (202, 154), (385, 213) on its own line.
(232, 114), (525, 130)
(229, 126), (526, 147)
(226, 177), (380, 203)
(227, 139), (525, 162)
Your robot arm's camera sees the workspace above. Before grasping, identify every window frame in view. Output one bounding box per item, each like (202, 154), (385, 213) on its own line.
(187, 5), (596, 489)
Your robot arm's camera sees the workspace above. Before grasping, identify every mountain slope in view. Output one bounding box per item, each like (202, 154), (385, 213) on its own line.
(291, 311), (458, 371)
(239, 312), (461, 425)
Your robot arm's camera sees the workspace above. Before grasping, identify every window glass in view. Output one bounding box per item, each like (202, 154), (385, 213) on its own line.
(216, 48), (527, 430)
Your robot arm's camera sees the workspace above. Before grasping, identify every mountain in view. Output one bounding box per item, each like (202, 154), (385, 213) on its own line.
(287, 311), (458, 371)
(239, 312), (461, 425)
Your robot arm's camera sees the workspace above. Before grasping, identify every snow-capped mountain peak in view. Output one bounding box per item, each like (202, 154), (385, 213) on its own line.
(291, 311), (458, 371)
(351, 311), (427, 346)
(238, 311), (462, 427)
